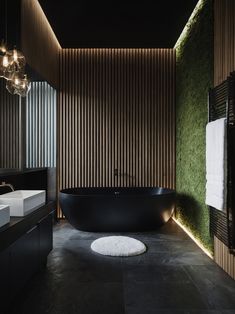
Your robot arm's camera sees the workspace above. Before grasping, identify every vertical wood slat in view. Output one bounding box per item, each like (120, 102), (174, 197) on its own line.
(0, 80), (20, 169)
(214, 0), (235, 86)
(214, 0), (235, 280)
(58, 49), (175, 218)
(26, 82), (56, 168)
(214, 236), (235, 280)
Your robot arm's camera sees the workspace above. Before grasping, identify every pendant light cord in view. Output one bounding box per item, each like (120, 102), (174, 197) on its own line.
(5, 0), (7, 42)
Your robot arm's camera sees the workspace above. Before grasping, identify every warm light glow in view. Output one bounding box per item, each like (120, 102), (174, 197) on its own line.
(174, 0), (205, 49)
(0, 45), (6, 54)
(172, 217), (213, 259)
(0, 41), (7, 53)
(31, 0), (61, 49)
(13, 49), (18, 62)
(2, 55), (9, 67)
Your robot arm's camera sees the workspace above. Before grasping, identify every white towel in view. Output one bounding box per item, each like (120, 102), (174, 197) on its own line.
(205, 118), (227, 211)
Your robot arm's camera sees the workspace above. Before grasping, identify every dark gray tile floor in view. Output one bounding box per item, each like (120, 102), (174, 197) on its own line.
(8, 219), (235, 314)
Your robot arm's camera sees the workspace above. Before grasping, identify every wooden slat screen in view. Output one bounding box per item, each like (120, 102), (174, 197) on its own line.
(58, 48), (175, 217)
(214, 236), (235, 279)
(214, 0), (235, 86)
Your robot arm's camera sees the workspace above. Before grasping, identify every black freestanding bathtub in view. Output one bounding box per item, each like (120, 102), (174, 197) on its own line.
(59, 187), (175, 232)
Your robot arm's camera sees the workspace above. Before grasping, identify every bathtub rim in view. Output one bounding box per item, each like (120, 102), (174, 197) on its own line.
(59, 187), (175, 198)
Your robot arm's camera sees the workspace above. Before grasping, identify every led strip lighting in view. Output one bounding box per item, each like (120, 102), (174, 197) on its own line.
(174, 0), (205, 49)
(172, 217), (213, 259)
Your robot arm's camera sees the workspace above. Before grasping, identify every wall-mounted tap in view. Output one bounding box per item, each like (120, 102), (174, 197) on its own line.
(0, 181), (15, 192)
(113, 169), (136, 187)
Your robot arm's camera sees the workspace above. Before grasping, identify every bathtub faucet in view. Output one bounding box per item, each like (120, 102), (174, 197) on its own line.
(113, 169), (136, 186)
(114, 169), (130, 177)
(0, 181), (15, 191)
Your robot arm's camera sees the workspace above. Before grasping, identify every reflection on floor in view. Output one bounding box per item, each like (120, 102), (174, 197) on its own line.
(8, 219), (235, 314)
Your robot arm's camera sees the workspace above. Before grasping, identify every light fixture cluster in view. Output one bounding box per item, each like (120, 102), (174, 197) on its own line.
(0, 40), (30, 97)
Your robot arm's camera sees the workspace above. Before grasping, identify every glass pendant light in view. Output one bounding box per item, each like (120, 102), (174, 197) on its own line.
(2, 49), (26, 80)
(6, 48), (26, 70)
(15, 74), (31, 97)
(2, 51), (30, 96)
(6, 72), (31, 97)
(0, 1), (30, 97)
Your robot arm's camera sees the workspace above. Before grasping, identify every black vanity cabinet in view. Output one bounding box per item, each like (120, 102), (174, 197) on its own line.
(0, 203), (55, 312)
(39, 213), (53, 267)
(10, 225), (40, 299)
(0, 247), (10, 305)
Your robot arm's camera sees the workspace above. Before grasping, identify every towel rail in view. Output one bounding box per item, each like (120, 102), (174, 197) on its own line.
(208, 71), (235, 253)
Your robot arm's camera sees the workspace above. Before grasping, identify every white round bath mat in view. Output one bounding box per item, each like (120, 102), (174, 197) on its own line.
(91, 236), (146, 257)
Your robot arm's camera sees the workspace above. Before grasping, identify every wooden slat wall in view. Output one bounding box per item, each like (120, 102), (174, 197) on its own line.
(214, 236), (235, 279)
(58, 49), (175, 206)
(21, 0), (61, 89)
(0, 80), (21, 169)
(26, 82), (56, 168)
(214, 0), (235, 279)
(214, 0), (235, 86)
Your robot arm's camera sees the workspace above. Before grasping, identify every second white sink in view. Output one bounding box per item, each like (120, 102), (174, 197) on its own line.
(0, 190), (46, 217)
(0, 205), (10, 228)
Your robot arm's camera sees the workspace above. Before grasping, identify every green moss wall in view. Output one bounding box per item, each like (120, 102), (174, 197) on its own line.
(176, 0), (213, 251)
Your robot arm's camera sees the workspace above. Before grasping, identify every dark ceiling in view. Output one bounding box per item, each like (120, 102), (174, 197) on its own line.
(38, 0), (198, 48)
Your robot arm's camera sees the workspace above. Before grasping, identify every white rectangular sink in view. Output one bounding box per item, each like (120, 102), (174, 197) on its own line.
(0, 205), (10, 228)
(0, 190), (46, 217)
